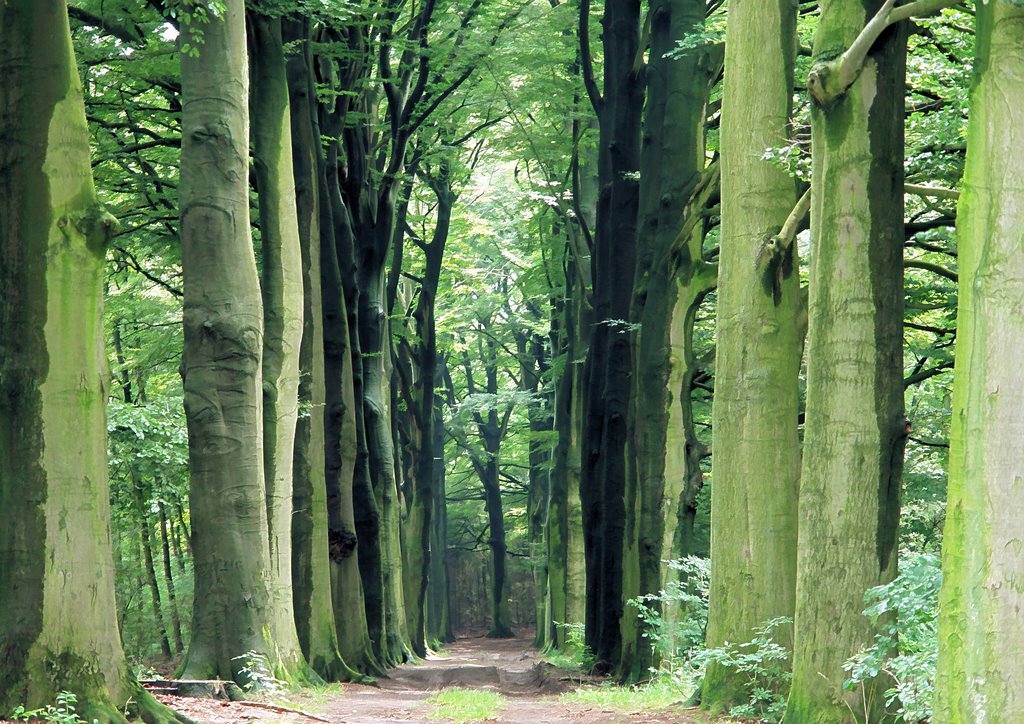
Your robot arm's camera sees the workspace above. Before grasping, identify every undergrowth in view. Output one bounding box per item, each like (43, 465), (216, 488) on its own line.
(426, 688), (506, 723)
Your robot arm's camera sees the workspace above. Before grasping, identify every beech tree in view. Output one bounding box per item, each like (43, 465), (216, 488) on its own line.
(177, 0), (307, 683)
(935, 2), (1024, 720)
(703, 0), (801, 711)
(620, 0), (718, 682)
(579, 0), (643, 672)
(0, 2), (181, 720)
(785, 0), (934, 718)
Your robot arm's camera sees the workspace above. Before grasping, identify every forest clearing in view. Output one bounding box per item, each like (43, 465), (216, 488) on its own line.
(2, 0), (1023, 722)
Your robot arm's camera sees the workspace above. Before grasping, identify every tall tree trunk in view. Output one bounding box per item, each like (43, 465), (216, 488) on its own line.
(786, 2), (907, 719)
(178, 0), (303, 683)
(580, 0), (643, 672)
(935, 4), (1024, 720)
(621, 0), (713, 683)
(283, 18), (366, 680)
(249, 11), (313, 684)
(0, 3), (181, 720)
(703, 0), (801, 711)
(319, 112), (388, 668)
(400, 177), (452, 656)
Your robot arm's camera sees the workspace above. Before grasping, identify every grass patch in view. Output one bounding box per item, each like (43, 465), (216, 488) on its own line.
(560, 678), (688, 714)
(426, 688), (507, 722)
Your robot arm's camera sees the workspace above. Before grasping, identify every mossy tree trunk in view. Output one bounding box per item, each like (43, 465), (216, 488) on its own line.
(786, 1), (907, 719)
(703, 0), (801, 712)
(935, 4), (1024, 721)
(178, 0), (305, 684)
(395, 164), (453, 656)
(283, 18), (365, 681)
(426, 372), (455, 645)
(579, 0), (643, 672)
(0, 2), (183, 720)
(620, 0), (715, 683)
(248, 10), (315, 684)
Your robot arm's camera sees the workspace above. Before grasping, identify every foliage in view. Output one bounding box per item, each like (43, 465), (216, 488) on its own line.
(12, 692), (95, 724)
(628, 556), (710, 674)
(693, 618), (793, 722)
(545, 622), (596, 673)
(844, 554), (942, 723)
(233, 651), (289, 697)
(425, 688), (506, 723)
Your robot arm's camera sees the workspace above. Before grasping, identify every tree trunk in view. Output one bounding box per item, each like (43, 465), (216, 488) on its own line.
(621, 0), (712, 683)
(249, 10), (313, 684)
(400, 179), (451, 656)
(580, 0), (643, 672)
(703, 0), (801, 711)
(158, 500), (185, 653)
(178, 0), (303, 684)
(134, 472), (173, 660)
(427, 378), (455, 644)
(786, 2), (907, 719)
(283, 18), (366, 680)
(0, 2), (181, 720)
(935, 4), (1024, 720)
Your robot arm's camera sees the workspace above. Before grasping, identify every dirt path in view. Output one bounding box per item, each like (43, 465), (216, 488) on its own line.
(308, 636), (701, 723)
(145, 636), (707, 723)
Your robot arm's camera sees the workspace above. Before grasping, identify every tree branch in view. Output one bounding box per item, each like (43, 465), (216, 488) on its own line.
(579, 0), (603, 113)
(808, 0), (961, 105)
(905, 259), (957, 282)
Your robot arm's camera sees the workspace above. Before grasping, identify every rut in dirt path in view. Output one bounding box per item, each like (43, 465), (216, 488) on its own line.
(315, 635), (696, 723)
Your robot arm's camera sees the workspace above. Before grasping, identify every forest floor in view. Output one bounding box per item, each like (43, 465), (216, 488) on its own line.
(152, 634), (714, 723)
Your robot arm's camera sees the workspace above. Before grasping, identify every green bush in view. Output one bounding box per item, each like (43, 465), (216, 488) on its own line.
(12, 691), (95, 724)
(695, 617), (793, 722)
(844, 553), (941, 722)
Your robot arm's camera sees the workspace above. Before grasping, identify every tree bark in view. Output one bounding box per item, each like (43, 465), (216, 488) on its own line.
(580, 0), (643, 672)
(703, 0), (801, 711)
(620, 0), (713, 683)
(426, 374), (455, 644)
(178, 0), (303, 684)
(249, 10), (314, 684)
(935, 4), (1024, 720)
(283, 18), (367, 680)
(158, 500), (185, 653)
(786, 1), (907, 719)
(0, 2), (181, 720)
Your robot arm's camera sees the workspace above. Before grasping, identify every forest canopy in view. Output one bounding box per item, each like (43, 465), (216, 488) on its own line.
(1, 0), (1022, 722)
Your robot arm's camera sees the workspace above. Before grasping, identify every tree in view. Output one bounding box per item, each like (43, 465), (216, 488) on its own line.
(935, 2), (1024, 720)
(579, 0), (644, 672)
(0, 2), (181, 720)
(249, 7), (313, 683)
(177, 0), (305, 683)
(620, 0), (718, 682)
(703, 0), (802, 711)
(786, 0), (915, 718)
(282, 16), (373, 680)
